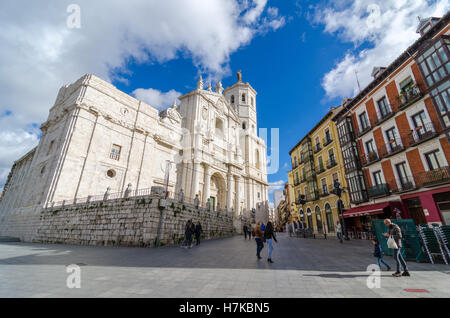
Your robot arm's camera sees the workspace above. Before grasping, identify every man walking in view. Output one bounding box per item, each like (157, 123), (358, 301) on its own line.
(383, 219), (410, 277)
(243, 224), (248, 240)
(195, 221), (203, 246)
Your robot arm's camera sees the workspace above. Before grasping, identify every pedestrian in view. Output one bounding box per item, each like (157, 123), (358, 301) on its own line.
(195, 221), (203, 245)
(189, 221), (195, 247)
(372, 238), (391, 271)
(261, 223), (266, 231)
(336, 221), (343, 243)
(264, 221), (278, 263)
(254, 222), (264, 259)
(247, 224), (252, 240)
(383, 219), (410, 277)
(243, 224), (248, 240)
(183, 220), (193, 248)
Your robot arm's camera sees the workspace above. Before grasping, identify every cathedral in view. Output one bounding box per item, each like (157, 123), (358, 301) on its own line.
(0, 71), (269, 221)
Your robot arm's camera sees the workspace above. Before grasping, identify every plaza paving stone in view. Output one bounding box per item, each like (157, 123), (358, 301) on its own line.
(0, 233), (449, 298)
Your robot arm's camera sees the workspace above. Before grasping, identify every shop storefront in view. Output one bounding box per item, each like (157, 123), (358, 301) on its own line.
(342, 201), (405, 239)
(401, 187), (450, 225)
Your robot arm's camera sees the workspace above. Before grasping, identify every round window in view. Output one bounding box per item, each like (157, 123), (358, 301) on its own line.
(107, 169), (116, 178)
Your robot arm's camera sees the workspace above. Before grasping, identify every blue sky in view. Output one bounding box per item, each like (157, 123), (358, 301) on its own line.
(0, 0), (448, 201)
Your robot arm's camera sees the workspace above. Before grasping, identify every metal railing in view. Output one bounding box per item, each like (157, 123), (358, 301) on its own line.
(368, 183), (390, 198)
(398, 85), (423, 110)
(410, 122), (437, 145)
(375, 108), (394, 126)
(417, 166), (450, 187)
(326, 158), (337, 169)
(323, 137), (333, 147)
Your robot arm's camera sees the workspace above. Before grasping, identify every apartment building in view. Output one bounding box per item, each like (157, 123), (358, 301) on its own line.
(288, 107), (351, 236)
(332, 13), (450, 232)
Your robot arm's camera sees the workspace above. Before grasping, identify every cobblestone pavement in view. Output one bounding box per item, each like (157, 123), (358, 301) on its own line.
(1, 233), (449, 298)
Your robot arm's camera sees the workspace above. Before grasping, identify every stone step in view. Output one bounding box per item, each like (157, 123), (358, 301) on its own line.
(0, 237), (21, 242)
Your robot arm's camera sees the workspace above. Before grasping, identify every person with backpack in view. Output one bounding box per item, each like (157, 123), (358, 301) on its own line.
(264, 221), (278, 263)
(372, 238), (391, 271)
(383, 219), (410, 277)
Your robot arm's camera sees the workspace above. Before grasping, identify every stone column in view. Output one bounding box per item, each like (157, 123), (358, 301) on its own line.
(235, 176), (240, 218)
(227, 173), (233, 212)
(192, 161), (201, 199)
(203, 163), (211, 205)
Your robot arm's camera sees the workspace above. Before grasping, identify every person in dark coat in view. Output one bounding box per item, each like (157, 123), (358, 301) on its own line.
(184, 220), (193, 248)
(195, 221), (203, 245)
(383, 219), (409, 277)
(243, 224), (248, 240)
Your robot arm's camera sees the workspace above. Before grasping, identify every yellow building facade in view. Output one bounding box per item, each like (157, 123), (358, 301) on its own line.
(288, 107), (351, 236)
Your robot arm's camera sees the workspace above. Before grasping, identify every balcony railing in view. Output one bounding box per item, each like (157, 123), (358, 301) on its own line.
(326, 158), (337, 169)
(361, 151), (380, 166)
(398, 84), (423, 111)
(350, 191), (369, 204)
(410, 122), (438, 146)
(323, 137), (333, 147)
(417, 166), (450, 187)
(316, 165), (326, 174)
(368, 183), (390, 198)
(357, 124), (372, 137)
(320, 188), (329, 197)
(374, 109), (394, 126)
(305, 191), (320, 202)
(385, 139), (404, 157)
(314, 143), (322, 153)
(397, 176), (416, 192)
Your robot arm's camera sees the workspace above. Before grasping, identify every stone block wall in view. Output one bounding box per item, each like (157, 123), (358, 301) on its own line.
(0, 195), (234, 247)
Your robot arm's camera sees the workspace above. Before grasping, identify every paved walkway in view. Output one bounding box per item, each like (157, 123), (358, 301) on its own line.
(0, 233), (449, 297)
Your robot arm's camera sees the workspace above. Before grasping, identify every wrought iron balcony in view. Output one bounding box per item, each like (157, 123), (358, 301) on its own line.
(385, 139), (404, 157)
(361, 151), (380, 166)
(410, 122), (438, 146)
(368, 184), (390, 198)
(397, 176), (416, 192)
(314, 143), (322, 153)
(417, 166), (450, 187)
(357, 124), (372, 137)
(350, 191), (369, 204)
(323, 137), (333, 147)
(398, 84), (423, 111)
(316, 164), (326, 174)
(305, 190), (320, 202)
(374, 109), (394, 126)
(326, 158), (337, 169)
(320, 188), (329, 197)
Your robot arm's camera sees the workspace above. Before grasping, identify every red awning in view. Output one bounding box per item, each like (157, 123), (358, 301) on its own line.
(342, 202), (390, 219)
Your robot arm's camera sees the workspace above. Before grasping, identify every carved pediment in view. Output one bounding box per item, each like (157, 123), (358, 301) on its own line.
(160, 103), (182, 125)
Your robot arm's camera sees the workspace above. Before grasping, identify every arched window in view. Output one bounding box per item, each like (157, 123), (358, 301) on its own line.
(325, 203), (334, 232)
(315, 206), (323, 233)
(215, 118), (224, 137)
(299, 209), (304, 222)
(242, 122), (246, 130)
(306, 208), (312, 229)
(294, 157), (297, 167)
(231, 95), (235, 104)
(242, 94), (246, 103)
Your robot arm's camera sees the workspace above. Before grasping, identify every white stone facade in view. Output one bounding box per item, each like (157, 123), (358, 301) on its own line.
(0, 73), (269, 224)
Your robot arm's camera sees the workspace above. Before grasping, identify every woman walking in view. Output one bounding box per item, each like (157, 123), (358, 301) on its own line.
(254, 222), (264, 259)
(264, 222), (278, 263)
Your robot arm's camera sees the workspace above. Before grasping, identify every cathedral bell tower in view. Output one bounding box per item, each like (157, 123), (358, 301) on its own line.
(224, 70), (258, 136)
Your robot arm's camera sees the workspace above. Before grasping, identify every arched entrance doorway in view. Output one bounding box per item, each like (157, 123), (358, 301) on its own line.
(315, 206), (323, 233)
(210, 172), (226, 211)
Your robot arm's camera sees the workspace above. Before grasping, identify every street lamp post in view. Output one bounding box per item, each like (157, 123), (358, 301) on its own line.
(333, 180), (349, 241)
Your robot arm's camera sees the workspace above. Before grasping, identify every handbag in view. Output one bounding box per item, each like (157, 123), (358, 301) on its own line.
(387, 235), (398, 249)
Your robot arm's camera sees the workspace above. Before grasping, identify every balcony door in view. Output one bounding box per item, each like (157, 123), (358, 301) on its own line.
(412, 111), (430, 137)
(386, 127), (399, 151)
(395, 162), (410, 188)
(377, 96), (390, 117)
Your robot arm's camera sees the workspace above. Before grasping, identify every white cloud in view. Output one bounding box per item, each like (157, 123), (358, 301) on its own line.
(132, 88), (182, 110)
(313, 0), (449, 99)
(0, 0), (285, 188)
(268, 180), (285, 194)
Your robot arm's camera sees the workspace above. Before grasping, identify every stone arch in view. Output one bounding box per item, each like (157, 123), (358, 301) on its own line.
(210, 172), (226, 211)
(306, 207), (313, 228)
(315, 205), (323, 233)
(324, 202), (335, 233)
